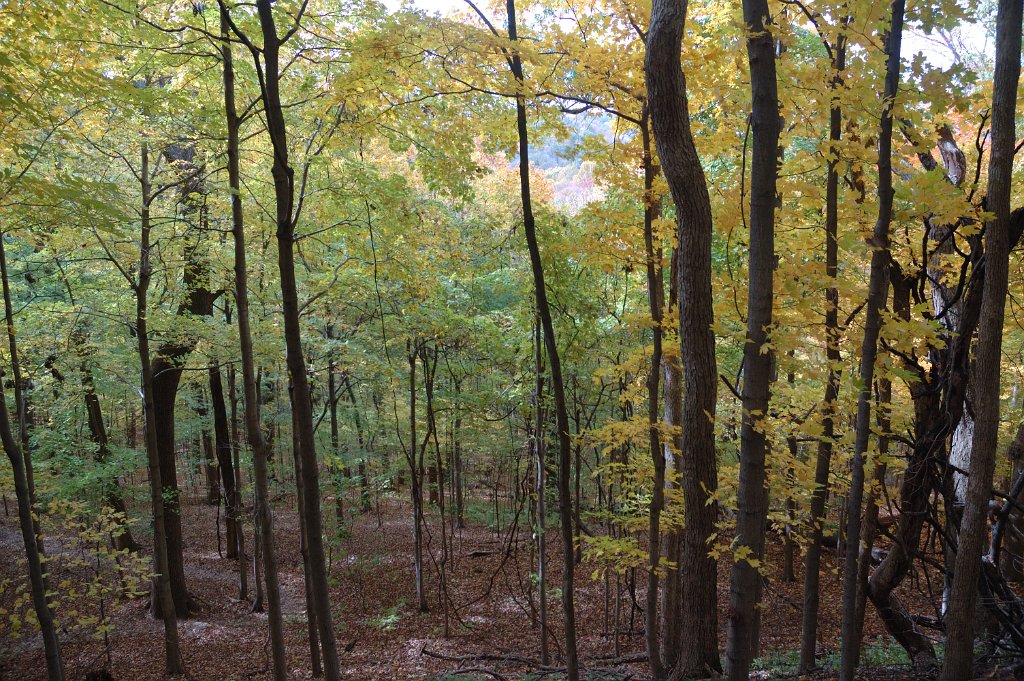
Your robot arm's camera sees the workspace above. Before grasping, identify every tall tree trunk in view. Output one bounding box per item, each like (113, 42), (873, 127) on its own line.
(452, 377), (465, 529)
(645, 0), (720, 675)
(0, 237), (65, 681)
(225, 3), (343, 677)
(220, 7), (287, 676)
(291, 391), (323, 676)
(196, 388), (220, 506)
(328, 359), (344, 522)
(149, 240), (214, 618)
(799, 25), (847, 672)
(341, 375), (371, 513)
(839, 4), (903, 678)
(724, 0), (780, 675)
(940, 1), (1021, 677)
(407, 342), (429, 613)
(639, 104), (667, 680)
(503, 1), (578, 675)
(533, 316), (550, 666)
(1, 234), (32, 494)
(137, 142), (184, 675)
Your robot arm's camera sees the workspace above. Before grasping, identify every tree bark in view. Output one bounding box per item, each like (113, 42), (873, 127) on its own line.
(0, 237), (65, 681)
(644, 1), (721, 675)
(940, 1), (1022, 677)
(149, 244), (215, 618)
(503, 1), (579, 676)
(724, 0), (780, 675)
(210, 362), (239, 559)
(839, 5), (903, 678)
(639, 103), (667, 680)
(137, 142), (184, 675)
(220, 6), (287, 675)
(224, 3), (343, 677)
(798, 25), (847, 672)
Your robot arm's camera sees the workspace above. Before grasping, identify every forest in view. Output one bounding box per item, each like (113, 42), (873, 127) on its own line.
(0, 0), (1022, 679)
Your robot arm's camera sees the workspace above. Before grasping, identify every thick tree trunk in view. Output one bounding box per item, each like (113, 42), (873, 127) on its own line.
(839, 5), (903, 679)
(940, 1), (1021, 677)
(148, 237), (215, 618)
(137, 143), (184, 675)
(724, 0), (780, 675)
(644, 1), (721, 675)
(220, 7), (287, 676)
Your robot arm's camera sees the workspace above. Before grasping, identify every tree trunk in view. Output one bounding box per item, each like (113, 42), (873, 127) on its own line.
(149, 243), (215, 617)
(407, 342), (429, 613)
(210, 362), (239, 560)
(638, 104), (667, 680)
(291, 391), (323, 676)
(799, 23), (847, 672)
(73, 330), (141, 552)
(644, 1), (721, 675)
(341, 375), (371, 513)
(504, 1), (578, 675)
(231, 3), (342, 677)
(137, 142), (184, 675)
(197, 389), (220, 506)
(724, 0), (780, 674)
(0, 237), (65, 681)
(940, 1), (1021, 677)
(839, 5), (903, 678)
(220, 7), (287, 675)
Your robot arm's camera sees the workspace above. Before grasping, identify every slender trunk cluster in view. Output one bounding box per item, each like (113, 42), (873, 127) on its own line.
(220, 5), (288, 676)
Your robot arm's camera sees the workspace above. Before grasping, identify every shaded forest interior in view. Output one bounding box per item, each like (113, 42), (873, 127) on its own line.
(1, 0), (1024, 680)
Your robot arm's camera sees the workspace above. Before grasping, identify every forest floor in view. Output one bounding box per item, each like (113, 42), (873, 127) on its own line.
(0, 489), (956, 681)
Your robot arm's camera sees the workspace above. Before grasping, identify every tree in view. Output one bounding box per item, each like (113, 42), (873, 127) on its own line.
(645, 0), (721, 676)
(941, 0), (1022, 677)
(0, 240), (65, 681)
(220, 1), (343, 677)
(723, 0), (780, 675)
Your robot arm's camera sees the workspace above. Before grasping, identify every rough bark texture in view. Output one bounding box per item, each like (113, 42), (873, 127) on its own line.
(940, 1), (1022, 677)
(645, 0), (721, 675)
(724, 0), (779, 676)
